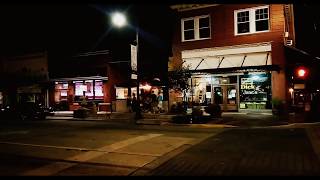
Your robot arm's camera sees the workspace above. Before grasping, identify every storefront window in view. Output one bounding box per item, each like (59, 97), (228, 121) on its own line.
(74, 80), (104, 100)
(94, 80), (104, 99)
(239, 73), (271, 109)
(75, 81), (85, 96)
(85, 80), (94, 99)
(55, 82), (68, 102)
(227, 87), (237, 104)
(116, 87), (137, 100)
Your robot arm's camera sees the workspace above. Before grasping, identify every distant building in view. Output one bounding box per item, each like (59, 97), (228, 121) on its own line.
(0, 52), (49, 108)
(168, 4), (307, 112)
(0, 50), (136, 113)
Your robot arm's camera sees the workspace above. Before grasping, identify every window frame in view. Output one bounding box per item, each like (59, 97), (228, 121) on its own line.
(234, 5), (270, 36)
(181, 15), (211, 42)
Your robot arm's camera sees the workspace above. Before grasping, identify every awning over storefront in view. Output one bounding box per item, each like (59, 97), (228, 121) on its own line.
(182, 42), (273, 72)
(17, 85), (42, 94)
(51, 76), (108, 82)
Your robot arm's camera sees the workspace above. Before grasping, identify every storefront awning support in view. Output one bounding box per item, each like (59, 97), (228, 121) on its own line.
(265, 52), (270, 65)
(191, 58), (205, 105)
(240, 55), (247, 67)
(217, 57), (225, 68)
(195, 58), (205, 71)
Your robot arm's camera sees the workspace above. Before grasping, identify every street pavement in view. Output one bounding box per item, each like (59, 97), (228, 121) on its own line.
(0, 118), (319, 176)
(0, 120), (220, 176)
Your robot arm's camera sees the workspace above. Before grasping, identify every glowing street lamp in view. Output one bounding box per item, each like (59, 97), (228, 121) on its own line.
(111, 12), (141, 120)
(111, 12), (127, 28)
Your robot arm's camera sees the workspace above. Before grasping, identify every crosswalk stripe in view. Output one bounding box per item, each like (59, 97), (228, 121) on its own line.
(21, 133), (162, 176)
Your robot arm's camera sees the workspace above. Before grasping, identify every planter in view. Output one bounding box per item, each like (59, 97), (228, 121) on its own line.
(73, 108), (89, 118)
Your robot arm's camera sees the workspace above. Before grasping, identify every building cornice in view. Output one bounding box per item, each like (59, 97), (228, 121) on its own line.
(170, 4), (220, 12)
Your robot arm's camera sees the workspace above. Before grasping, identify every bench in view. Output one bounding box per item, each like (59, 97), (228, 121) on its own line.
(98, 103), (112, 119)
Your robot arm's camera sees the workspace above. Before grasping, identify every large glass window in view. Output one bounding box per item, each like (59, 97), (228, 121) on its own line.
(94, 80), (104, 99)
(239, 73), (271, 109)
(234, 5), (269, 35)
(85, 80), (94, 99)
(74, 80), (104, 100)
(75, 81), (85, 96)
(116, 87), (137, 100)
(54, 82), (68, 102)
(182, 15), (211, 41)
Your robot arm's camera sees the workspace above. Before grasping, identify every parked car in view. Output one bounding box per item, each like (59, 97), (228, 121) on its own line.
(0, 103), (53, 121)
(18, 103), (53, 121)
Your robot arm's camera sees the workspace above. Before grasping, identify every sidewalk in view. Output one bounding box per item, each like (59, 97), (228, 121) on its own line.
(45, 111), (320, 128)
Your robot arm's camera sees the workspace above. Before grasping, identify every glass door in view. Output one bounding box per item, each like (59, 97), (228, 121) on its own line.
(213, 85), (238, 111)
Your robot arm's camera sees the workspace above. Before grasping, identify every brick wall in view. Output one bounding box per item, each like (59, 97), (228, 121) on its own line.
(170, 4), (290, 104)
(170, 4), (286, 70)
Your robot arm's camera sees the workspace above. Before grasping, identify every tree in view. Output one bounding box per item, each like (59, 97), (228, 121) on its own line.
(168, 65), (192, 93)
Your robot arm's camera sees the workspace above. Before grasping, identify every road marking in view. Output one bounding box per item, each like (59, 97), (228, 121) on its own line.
(0, 141), (91, 152)
(21, 133), (162, 176)
(0, 131), (29, 135)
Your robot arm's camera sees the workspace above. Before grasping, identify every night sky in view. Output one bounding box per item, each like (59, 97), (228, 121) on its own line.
(1, 2), (320, 81)
(0, 3), (175, 82)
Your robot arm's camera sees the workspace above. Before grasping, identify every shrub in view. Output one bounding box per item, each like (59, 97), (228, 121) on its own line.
(272, 98), (284, 115)
(204, 103), (222, 118)
(74, 107), (89, 118)
(170, 102), (187, 114)
(192, 106), (203, 117)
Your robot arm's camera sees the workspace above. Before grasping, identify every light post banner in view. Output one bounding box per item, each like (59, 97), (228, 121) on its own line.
(131, 44), (137, 72)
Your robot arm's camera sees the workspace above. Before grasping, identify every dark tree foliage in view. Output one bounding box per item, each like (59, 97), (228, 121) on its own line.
(168, 65), (192, 92)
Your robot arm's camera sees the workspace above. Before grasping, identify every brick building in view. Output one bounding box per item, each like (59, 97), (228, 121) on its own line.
(168, 4), (297, 112)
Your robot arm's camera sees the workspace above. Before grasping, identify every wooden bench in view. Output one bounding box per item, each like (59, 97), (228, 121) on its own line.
(98, 103), (112, 119)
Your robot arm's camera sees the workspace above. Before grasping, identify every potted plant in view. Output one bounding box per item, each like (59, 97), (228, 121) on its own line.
(204, 103), (222, 119)
(272, 98), (283, 115)
(191, 106), (203, 123)
(73, 96), (90, 118)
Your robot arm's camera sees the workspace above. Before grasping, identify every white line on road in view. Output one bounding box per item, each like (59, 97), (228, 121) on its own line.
(0, 141), (92, 152)
(21, 133), (162, 176)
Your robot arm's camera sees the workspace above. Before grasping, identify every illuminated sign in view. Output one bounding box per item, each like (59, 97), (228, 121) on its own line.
(131, 45), (137, 72)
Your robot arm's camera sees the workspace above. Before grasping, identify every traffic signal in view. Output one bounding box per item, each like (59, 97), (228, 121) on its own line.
(295, 66), (308, 78)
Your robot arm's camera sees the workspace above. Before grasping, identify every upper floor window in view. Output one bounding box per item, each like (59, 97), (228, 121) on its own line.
(234, 5), (269, 35)
(181, 15), (211, 41)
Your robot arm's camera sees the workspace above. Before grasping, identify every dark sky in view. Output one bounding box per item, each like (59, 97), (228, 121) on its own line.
(294, 3), (320, 57)
(0, 3), (175, 80)
(1, 3), (320, 79)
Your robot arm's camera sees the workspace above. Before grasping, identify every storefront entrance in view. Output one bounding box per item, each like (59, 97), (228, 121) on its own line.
(213, 84), (238, 111)
(187, 72), (271, 112)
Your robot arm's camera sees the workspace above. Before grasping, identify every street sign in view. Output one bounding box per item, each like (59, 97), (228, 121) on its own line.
(131, 44), (137, 72)
(294, 84), (305, 89)
(131, 74), (137, 79)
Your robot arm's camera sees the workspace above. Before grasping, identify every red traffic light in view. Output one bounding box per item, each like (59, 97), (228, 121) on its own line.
(296, 67), (308, 78)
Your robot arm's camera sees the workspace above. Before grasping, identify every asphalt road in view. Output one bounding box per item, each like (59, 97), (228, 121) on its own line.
(0, 119), (220, 176)
(0, 119), (319, 176)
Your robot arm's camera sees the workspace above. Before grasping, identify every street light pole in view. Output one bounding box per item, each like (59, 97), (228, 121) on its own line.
(111, 11), (141, 121)
(135, 26), (142, 121)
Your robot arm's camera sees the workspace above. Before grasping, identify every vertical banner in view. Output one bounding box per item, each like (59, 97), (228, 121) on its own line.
(131, 44), (137, 72)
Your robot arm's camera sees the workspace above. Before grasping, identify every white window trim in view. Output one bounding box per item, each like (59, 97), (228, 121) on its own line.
(181, 15), (211, 42)
(234, 5), (270, 36)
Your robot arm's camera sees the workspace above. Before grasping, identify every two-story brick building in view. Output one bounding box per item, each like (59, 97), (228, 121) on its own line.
(169, 4), (297, 112)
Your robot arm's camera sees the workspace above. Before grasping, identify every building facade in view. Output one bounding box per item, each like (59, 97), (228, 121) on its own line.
(0, 50), (137, 113)
(48, 50), (136, 112)
(169, 4), (296, 112)
(0, 52), (50, 108)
